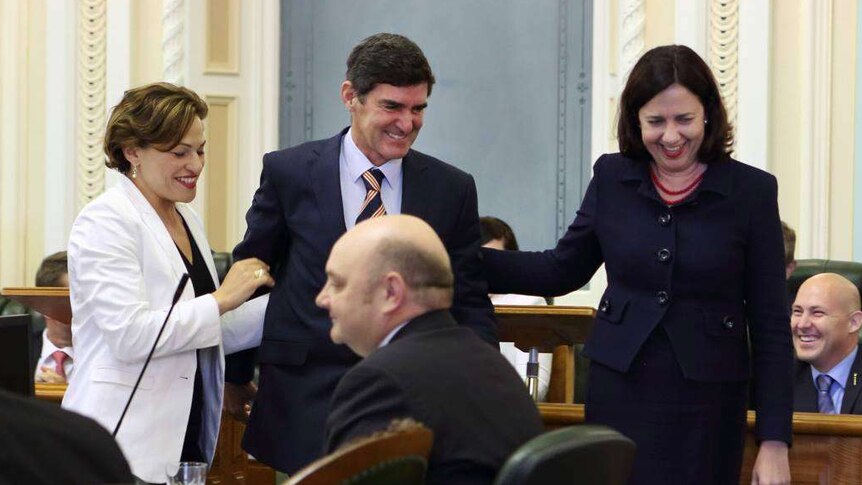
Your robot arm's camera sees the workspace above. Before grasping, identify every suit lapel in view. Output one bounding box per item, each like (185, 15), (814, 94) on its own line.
(176, 204), (219, 287)
(841, 347), (862, 413)
(117, 176), (187, 283)
(793, 361), (818, 413)
(310, 130), (348, 240)
(400, 150), (429, 219)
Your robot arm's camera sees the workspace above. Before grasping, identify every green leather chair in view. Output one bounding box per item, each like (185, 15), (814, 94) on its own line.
(342, 456), (427, 485)
(787, 259), (862, 306)
(494, 425), (636, 485)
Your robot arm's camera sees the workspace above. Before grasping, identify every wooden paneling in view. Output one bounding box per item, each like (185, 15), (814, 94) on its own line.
(204, 95), (237, 252)
(205, 0), (239, 74)
(537, 404), (862, 485)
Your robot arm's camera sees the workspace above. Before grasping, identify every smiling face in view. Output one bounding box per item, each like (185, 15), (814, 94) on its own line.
(638, 83), (706, 173)
(342, 82), (428, 166)
(792, 274), (862, 372)
(125, 117), (206, 213)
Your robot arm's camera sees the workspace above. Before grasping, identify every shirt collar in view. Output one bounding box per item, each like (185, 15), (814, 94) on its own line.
(811, 345), (859, 390)
(343, 127), (403, 187)
(378, 320), (410, 349)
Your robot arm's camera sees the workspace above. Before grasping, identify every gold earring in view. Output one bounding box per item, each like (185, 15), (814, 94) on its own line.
(131, 165), (138, 179)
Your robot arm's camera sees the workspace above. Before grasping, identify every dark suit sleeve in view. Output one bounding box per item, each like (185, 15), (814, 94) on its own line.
(448, 176), (498, 345)
(324, 365), (412, 453)
(226, 152), (290, 384)
(483, 158), (605, 296)
(745, 175), (793, 444)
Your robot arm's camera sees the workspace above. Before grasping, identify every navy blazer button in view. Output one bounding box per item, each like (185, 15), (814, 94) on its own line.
(657, 291), (669, 305)
(659, 213), (672, 226)
(599, 299), (611, 313)
(657, 248), (671, 262)
(723, 316), (735, 329)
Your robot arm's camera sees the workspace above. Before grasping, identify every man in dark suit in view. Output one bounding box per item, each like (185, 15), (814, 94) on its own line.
(318, 215), (543, 485)
(0, 389), (133, 484)
(227, 33), (497, 473)
(792, 273), (862, 414)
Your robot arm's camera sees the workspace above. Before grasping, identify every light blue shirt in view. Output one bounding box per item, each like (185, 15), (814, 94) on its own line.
(811, 346), (859, 413)
(339, 128), (403, 229)
(378, 321), (410, 349)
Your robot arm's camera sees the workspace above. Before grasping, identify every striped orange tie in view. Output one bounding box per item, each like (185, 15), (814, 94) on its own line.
(356, 168), (386, 223)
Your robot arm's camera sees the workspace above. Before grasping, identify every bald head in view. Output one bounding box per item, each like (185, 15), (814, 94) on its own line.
(791, 273), (862, 372)
(798, 273), (861, 313)
(317, 215), (454, 357)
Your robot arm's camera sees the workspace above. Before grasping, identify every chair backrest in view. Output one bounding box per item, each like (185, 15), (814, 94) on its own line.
(285, 422), (434, 485)
(211, 251), (234, 284)
(494, 425), (636, 485)
(788, 259), (862, 306)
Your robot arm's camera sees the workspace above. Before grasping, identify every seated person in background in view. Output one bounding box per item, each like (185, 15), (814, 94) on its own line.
(480, 216), (551, 400)
(480, 216), (545, 306)
(792, 273), (862, 414)
(0, 388), (133, 484)
(318, 215), (543, 485)
(781, 221), (797, 280)
(32, 251), (74, 384)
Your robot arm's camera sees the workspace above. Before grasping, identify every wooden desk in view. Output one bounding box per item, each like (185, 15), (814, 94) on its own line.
(495, 305), (595, 403)
(537, 403), (862, 484)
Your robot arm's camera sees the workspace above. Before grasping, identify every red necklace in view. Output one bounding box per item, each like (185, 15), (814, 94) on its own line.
(650, 169), (704, 195)
(650, 167), (705, 205)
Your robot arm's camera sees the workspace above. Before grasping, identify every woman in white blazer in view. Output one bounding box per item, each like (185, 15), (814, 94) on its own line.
(62, 83), (275, 483)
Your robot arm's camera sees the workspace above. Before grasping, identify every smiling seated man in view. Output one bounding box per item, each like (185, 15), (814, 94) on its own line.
(792, 273), (862, 414)
(317, 215), (543, 485)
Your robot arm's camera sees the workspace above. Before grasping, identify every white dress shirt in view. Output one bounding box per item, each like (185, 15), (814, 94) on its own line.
(339, 128), (403, 229)
(34, 332), (75, 383)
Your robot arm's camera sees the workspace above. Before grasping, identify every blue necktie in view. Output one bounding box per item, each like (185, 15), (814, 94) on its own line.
(356, 168), (386, 224)
(816, 374), (836, 414)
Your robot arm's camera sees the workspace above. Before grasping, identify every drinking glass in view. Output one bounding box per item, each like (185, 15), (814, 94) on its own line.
(166, 461), (207, 485)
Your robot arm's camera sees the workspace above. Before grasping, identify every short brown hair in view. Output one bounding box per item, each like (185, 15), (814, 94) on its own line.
(781, 221), (796, 266)
(104, 82), (208, 174)
(480, 216), (519, 251)
(618, 45), (733, 164)
(35, 251), (68, 287)
(346, 33), (436, 98)
(372, 238), (454, 309)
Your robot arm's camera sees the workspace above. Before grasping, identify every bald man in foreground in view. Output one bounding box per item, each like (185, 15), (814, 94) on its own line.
(317, 215), (543, 485)
(792, 273), (862, 414)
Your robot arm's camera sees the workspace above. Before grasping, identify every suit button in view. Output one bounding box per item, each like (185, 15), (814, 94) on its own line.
(599, 299), (611, 313)
(657, 291), (670, 305)
(723, 316), (735, 329)
(659, 213), (672, 226)
(656, 248), (671, 262)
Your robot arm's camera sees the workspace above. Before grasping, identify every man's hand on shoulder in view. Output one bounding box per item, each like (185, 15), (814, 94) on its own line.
(224, 381), (257, 423)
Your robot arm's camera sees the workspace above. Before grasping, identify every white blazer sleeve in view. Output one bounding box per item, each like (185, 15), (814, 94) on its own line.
(68, 198), (221, 364)
(220, 294), (268, 355)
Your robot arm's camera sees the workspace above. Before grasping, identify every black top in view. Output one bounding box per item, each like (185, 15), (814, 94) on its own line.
(175, 215), (216, 463)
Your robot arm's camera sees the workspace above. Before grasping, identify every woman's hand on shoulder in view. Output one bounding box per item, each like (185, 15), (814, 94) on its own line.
(212, 258), (275, 315)
(751, 440), (790, 485)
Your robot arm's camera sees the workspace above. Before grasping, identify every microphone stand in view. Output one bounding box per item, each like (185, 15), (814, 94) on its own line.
(113, 274), (190, 438)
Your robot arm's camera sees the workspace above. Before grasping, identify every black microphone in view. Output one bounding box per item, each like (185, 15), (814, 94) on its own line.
(113, 274), (190, 437)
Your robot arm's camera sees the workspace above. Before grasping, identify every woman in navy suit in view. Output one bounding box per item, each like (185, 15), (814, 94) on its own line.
(483, 45), (792, 484)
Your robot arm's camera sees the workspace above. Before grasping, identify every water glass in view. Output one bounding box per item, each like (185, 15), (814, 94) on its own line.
(166, 461), (208, 485)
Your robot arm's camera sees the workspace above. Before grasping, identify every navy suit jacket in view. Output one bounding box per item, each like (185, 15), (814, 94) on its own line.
(325, 310), (543, 485)
(231, 128), (496, 472)
(793, 346), (862, 414)
(483, 153), (793, 443)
